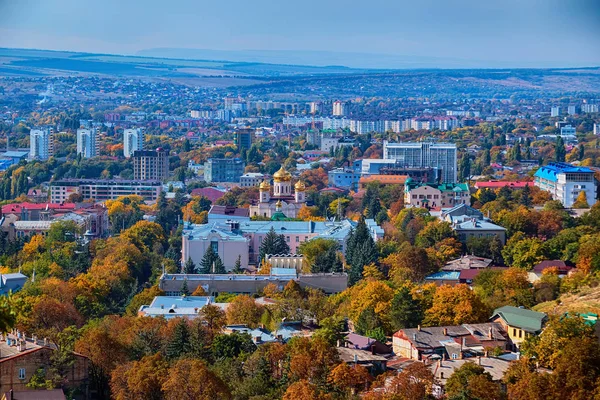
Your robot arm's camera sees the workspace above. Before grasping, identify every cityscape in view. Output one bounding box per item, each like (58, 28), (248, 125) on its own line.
(0, 1), (600, 400)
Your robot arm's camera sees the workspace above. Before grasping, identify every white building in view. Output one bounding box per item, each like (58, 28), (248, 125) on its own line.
(560, 125), (576, 137)
(594, 123), (600, 136)
(76, 128), (97, 158)
(383, 141), (458, 183)
(29, 127), (51, 160)
(582, 104), (599, 113)
(123, 128), (144, 158)
(332, 100), (349, 116)
(568, 105), (577, 115)
(534, 162), (596, 208)
(240, 173), (266, 188)
(551, 107), (560, 117)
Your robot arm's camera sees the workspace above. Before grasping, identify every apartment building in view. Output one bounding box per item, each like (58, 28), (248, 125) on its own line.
(133, 149), (169, 181)
(76, 128), (97, 158)
(29, 127), (52, 160)
(534, 162), (596, 207)
(204, 158), (245, 183)
(123, 128), (144, 158)
(384, 141), (458, 183)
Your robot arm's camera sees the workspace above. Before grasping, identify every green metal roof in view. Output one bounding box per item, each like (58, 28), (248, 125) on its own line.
(492, 306), (547, 333)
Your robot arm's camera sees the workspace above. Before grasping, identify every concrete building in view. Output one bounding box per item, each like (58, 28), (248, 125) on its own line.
(138, 296), (220, 319)
(240, 172), (266, 188)
(328, 168), (360, 191)
(29, 128), (52, 160)
(204, 158), (245, 183)
(133, 149), (169, 181)
(208, 205), (250, 223)
(560, 125), (576, 136)
(490, 306), (547, 350)
(158, 272), (348, 296)
(384, 141), (457, 183)
(183, 218), (381, 266)
(123, 128), (144, 158)
(534, 162), (596, 207)
(50, 179), (162, 203)
(249, 166), (306, 219)
(582, 104), (599, 113)
(332, 100), (349, 116)
(594, 123), (600, 136)
(568, 105), (577, 115)
(551, 106), (560, 117)
(76, 128), (97, 158)
(234, 128), (254, 151)
(404, 180), (470, 210)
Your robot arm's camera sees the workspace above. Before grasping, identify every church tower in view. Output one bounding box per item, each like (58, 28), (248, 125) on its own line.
(259, 180), (271, 203)
(294, 181), (306, 203)
(272, 166), (292, 197)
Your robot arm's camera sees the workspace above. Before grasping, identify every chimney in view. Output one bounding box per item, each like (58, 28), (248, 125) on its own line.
(484, 349), (489, 358)
(9, 389), (13, 400)
(438, 358), (442, 368)
(477, 356), (481, 365)
(413, 333), (417, 342)
(440, 372), (444, 379)
(337, 340), (341, 347)
(462, 337), (466, 348)
(516, 352), (520, 360)
(371, 344), (376, 355)
(353, 354), (358, 365)
(417, 325), (421, 331)
(443, 328), (448, 336)
(488, 327), (493, 339)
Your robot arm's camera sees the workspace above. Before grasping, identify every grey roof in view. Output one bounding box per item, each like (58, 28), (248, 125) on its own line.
(443, 255), (493, 271)
(337, 347), (388, 363)
(431, 357), (511, 385)
(395, 323), (507, 351)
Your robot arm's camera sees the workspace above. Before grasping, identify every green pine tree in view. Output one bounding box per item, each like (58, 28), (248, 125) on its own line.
(166, 319), (190, 360)
(233, 255), (243, 274)
(181, 279), (190, 296)
(184, 257), (196, 274)
(555, 136), (566, 162)
(199, 247), (217, 274)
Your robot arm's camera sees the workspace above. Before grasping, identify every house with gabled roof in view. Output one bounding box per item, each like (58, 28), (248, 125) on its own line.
(490, 306), (547, 350)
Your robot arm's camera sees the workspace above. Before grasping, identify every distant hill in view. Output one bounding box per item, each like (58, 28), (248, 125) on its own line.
(534, 285), (600, 316)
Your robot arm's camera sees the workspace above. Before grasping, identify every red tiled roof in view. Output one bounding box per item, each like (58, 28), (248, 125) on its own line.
(190, 188), (227, 203)
(533, 260), (572, 274)
(1, 202), (76, 214)
(474, 181), (532, 189)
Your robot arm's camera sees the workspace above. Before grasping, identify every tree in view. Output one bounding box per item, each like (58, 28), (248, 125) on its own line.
(232, 255), (243, 274)
(259, 227), (290, 264)
(389, 286), (424, 330)
(555, 136), (566, 162)
(424, 284), (488, 326)
(166, 318), (191, 360)
(328, 362), (372, 395)
(365, 362), (435, 400)
(180, 279), (190, 296)
(572, 190), (589, 209)
(225, 295), (263, 327)
(162, 358), (230, 400)
(346, 218), (378, 285)
(459, 154), (471, 181)
(445, 362), (503, 400)
(212, 332), (256, 360)
(519, 185), (532, 207)
(110, 353), (168, 400)
(184, 257), (196, 274)
(283, 380), (322, 400)
(198, 247), (226, 274)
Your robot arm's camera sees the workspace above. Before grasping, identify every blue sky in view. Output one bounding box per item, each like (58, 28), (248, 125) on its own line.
(0, 0), (599, 68)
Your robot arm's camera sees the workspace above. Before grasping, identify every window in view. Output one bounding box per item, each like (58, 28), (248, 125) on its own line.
(513, 328), (517, 337)
(296, 236), (299, 242)
(519, 330), (522, 339)
(18, 368), (25, 380)
(286, 236), (290, 242)
(451, 353), (458, 360)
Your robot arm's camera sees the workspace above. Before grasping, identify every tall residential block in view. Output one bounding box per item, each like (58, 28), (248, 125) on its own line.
(332, 100), (349, 116)
(29, 127), (52, 160)
(76, 128), (97, 158)
(133, 149), (169, 181)
(123, 128), (144, 158)
(234, 128), (254, 151)
(534, 162), (596, 208)
(383, 141), (458, 183)
(594, 123), (600, 136)
(551, 107), (560, 117)
(204, 158), (245, 183)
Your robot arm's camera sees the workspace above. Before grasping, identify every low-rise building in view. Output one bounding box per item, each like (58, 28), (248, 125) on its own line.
(358, 174), (408, 189)
(240, 173), (266, 188)
(50, 179), (162, 203)
(328, 168), (360, 191)
(404, 180), (470, 210)
(138, 296), (224, 318)
(490, 306), (547, 350)
(0, 273), (28, 295)
(392, 323), (509, 360)
(207, 205), (250, 223)
(534, 162), (596, 207)
(451, 216), (507, 245)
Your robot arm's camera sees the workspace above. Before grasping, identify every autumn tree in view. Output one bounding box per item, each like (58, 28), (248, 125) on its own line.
(445, 362), (504, 400)
(162, 358), (230, 400)
(283, 380), (323, 400)
(225, 295), (263, 327)
(328, 362), (372, 395)
(110, 353), (168, 400)
(424, 284), (488, 326)
(572, 190), (589, 209)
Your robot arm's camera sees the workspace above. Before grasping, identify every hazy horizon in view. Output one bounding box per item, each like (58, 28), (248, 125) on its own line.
(1, 0), (599, 69)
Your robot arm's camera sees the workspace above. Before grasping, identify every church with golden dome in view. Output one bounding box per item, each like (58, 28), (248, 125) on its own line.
(249, 166), (306, 219)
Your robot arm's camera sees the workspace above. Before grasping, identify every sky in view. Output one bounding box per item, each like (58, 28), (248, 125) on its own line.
(0, 0), (599, 68)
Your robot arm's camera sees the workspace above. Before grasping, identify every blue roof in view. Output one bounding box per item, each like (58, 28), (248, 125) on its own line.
(425, 271), (460, 281)
(149, 296), (215, 309)
(271, 267), (298, 276)
(1, 151), (29, 158)
(535, 162), (593, 183)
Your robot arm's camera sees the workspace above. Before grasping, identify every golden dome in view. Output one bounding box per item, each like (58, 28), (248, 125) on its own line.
(294, 180), (306, 192)
(259, 180), (271, 190)
(273, 166), (292, 182)
(276, 199), (283, 208)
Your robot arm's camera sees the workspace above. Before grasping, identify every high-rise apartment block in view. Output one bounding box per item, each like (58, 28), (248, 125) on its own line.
(133, 149), (169, 181)
(76, 128), (97, 158)
(29, 127), (52, 160)
(204, 158), (245, 183)
(594, 123), (600, 136)
(551, 107), (560, 117)
(582, 104), (599, 113)
(234, 128), (254, 151)
(568, 105), (577, 115)
(383, 141), (458, 183)
(332, 100), (349, 116)
(123, 128), (144, 158)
